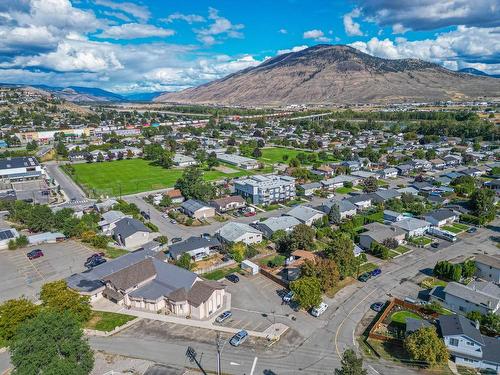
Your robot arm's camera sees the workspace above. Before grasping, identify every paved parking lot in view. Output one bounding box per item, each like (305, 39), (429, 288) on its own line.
(222, 273), (325, 339)
(0, 240), (94, 302)
(12, 179), (51, 204)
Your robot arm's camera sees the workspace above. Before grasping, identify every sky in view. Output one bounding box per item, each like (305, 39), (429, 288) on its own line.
(0, 0), (499, 94)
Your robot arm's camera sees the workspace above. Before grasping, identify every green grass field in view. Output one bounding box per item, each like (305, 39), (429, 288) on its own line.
(390, 311), (422, 324)
(86, 311), (135, 332)
(65, 159), (249, 196)
(258, 147), (338, 164)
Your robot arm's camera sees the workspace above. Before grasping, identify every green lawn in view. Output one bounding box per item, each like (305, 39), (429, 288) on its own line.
(420, 277), (448, 289)
(335, 187), (354, 194)
(65, 159), (248, 196)
(390, 311), (422, 324)
(395, 245), (411, 254)
(104, 247), (130, 259)
(452, 223), (469, 231)
(387, 249), (400, 258)
(202, 266), (241, 281)
(409, 236), (432, 246)
(86, 311), (135, 332)
(358, 262), (377, 275)
(442, 225), (463, 234)
(258, 147), (338, 164)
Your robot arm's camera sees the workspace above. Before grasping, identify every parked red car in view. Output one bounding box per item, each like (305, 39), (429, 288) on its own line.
(27, 249), (44, 260)
(244, 211), (256, 217)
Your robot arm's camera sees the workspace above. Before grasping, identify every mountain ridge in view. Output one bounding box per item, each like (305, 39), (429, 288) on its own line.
(156, 44), (500, 106)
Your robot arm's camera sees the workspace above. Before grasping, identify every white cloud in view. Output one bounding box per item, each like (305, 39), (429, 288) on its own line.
(278, 28), (288, 34)
(303, 29), (331, 42)
(93, 0), (150, 22)
(97, 23), (175, 39)
(195, 7), (244, 45)
(277, 45), (309, 55)
(3, 39), (124, 72)
(355, 0), (500, 31)
(164, 12), (205, 24)
(350, 26), (500, 74)
(392, 23), (410, 35)
(343, 8), (363, 36)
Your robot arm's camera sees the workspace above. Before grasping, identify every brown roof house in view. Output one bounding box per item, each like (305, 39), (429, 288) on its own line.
(67, 248), (228, 320)
(209, 196), (246, 213)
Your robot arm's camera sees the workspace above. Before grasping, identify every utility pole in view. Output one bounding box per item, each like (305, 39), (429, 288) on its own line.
(215, 332), (227, 375)
(185, 346), (208, 375)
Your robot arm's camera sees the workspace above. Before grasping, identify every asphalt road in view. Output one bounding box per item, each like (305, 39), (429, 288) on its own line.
(123, 194), (328, 241)
(45, 162), (87, 201)
(88, 222), (500, 375)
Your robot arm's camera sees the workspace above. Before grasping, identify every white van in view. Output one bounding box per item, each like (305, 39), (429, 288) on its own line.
(311, 302), (329, 317)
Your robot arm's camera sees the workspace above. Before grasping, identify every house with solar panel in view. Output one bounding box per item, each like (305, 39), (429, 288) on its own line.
(0, 157), (43, 181)
(0, 228), (19, 249)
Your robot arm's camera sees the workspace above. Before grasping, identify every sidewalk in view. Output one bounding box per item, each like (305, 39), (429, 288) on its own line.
(92, 299), (288, 340)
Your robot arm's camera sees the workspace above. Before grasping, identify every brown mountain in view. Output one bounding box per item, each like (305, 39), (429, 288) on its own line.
(155, 45), (500, 106)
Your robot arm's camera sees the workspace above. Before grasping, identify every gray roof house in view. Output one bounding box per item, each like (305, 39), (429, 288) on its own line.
(168, 236), (222, 261)
(67, 248), (228, 320)
(217, 222), (263, 245)
(368, 189), (401, 203)
(391, 218), (430, 237)
(113, 217), (151, 250)
(431, 281), (500, 316)
(474, 254), (500, 283)
(317, 198), (358, 219)
(181, 199), (215, 219)
(439, 314), (500, 372)
(359, 222), (406, 250)
(423, 209), (458, 227)
(257, 216), (301, 238)
(285, 205), (325, 226)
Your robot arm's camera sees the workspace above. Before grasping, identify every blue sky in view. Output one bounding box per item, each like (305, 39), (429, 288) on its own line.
(0, 0), (499, 93)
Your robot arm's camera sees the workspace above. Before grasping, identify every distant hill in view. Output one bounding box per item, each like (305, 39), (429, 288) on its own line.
(0, 83), (125, 102)
(122, 92), (165, 101)
(457, 68), (500, 78)
(156, 44), (500, 106)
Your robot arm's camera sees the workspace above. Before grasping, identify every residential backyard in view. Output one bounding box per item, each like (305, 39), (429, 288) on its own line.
(63, 159), (249, 196)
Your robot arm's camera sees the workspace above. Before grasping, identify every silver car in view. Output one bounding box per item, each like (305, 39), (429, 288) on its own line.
(229, 330), (248, 346)
(215, 311), (232, 324)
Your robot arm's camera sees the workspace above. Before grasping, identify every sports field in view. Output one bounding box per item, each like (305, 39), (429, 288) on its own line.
(259, 147), (338, 164)
(65, 159), (248, 196)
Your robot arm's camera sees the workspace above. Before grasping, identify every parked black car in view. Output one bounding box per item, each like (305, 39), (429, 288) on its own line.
(225, 274), (240, 283)
(85, 257), (106, 269)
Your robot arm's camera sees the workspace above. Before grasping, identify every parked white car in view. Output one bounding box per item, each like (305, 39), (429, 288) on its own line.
(311, 302), (328, 317)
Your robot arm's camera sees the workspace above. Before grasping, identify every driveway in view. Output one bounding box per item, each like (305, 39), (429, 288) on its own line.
(0, 240), (94, 302)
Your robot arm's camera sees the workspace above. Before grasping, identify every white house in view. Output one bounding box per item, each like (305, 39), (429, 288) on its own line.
(168, 236), (222, 261)
(391, 218), (430, 237)
(423, 209), (458, 227)
(474, 254), (500, 284)
(285, 205), (325, 226)
(439, 314), (500, 373)
(173, 154), (197, 167)
(217, 222), (263, 245)
(180, 199), (215, 219)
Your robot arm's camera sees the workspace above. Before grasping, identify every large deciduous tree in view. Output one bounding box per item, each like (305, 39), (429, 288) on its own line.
(290, 276), (322, 309)
(325, 233), (356, 278)
(0, 298), (39, 343)
(175, 166), (216, 201)
(40, 280), (91, 324)
(404, 327), (448, 367)
(10, 310), (94, 375)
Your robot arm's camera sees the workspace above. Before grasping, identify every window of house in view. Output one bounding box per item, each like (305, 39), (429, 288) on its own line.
(466, 341), (474, 346)
(449, 338), (459, 346)
(459, 306), (465, 312)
